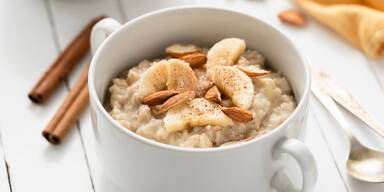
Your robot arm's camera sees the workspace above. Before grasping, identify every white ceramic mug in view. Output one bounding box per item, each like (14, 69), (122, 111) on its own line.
(89, 6), (317, 192)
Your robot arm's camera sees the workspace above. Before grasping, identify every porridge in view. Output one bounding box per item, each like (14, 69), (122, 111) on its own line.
(107, 38), (296, 148)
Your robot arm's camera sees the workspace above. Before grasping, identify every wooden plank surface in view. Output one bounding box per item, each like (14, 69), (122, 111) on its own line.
(47, 0), (123, 191)
(303, 110), (347, 192)
(0, 130), (11, 192)
(368, 58), (384, 95)
(0, 0), (93, 191)
(120, 0), (195, 20)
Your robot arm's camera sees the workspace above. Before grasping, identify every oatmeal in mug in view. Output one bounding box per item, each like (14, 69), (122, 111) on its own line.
(107, 38), (296, 148)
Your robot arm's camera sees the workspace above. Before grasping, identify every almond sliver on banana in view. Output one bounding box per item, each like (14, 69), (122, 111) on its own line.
(235, 65), (270, 76)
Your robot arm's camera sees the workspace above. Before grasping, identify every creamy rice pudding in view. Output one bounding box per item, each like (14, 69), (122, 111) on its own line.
(107, 38), (296, 148)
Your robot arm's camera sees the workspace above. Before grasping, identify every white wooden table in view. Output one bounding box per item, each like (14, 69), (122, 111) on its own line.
(1, 0), (384, 191)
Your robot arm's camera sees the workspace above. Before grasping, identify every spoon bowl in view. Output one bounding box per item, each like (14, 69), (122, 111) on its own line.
(347, 147), (384, 183)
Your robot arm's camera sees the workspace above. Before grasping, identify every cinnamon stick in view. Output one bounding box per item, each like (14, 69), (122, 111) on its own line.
(50, 84), (89, 144)
(42, 62), (90, 143)
(29, 15), (105, 103)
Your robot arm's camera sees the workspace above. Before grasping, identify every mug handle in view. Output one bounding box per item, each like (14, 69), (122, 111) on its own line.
(271, 137), (317, 192)
(90, 18), (122, 55)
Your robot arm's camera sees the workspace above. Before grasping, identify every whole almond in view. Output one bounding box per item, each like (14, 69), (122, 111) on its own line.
(142, 90), (180, 106)
(166, 44), (200, 58)
(204, 86), (222, 103)
(159, 91), (195, 113)
(278, 10), (306, 26)
(180, 53), (207, 68)
(221, 107), (254, 122)
(235, 65), (270, 76)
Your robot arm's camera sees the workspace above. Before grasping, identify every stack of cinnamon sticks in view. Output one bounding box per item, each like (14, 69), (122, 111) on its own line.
(29, 16), (105, 144)
(42, 64), (90, 144)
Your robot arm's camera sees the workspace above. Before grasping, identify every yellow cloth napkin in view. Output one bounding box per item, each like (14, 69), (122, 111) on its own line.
(292, 0), (384, 59)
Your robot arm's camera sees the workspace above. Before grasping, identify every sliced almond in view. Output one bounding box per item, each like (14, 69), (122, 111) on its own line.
(166, 44), (200, 58)
(235, 65), (270, 76)
(159, 91), (195, 113)
(180, 53), (207, 68)
(278, 10), (306, 26)
(221, 107), (254, 122)
(142, 90), (180, 106)
(204, 86), (221, 103)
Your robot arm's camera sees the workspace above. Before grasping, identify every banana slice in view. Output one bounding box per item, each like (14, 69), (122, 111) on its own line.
(206, 38), (246, 79)
(167, 59), (198, 92)
(212, 66), (254, 109)
(164, 98), (233, 133)
(137, 60), (169, 98)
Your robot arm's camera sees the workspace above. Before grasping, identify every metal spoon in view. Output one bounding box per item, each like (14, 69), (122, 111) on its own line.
(311, 65), (384, 183)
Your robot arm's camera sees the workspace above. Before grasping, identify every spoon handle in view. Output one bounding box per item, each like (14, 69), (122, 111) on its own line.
(310, 65), (355, 142)
(320, 72), (384, 137)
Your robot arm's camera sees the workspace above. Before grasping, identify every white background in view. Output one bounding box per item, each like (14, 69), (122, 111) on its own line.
(0, 0), (384, 191)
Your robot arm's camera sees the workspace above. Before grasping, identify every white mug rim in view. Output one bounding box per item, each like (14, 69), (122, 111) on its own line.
(88, 5), (311, 153)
